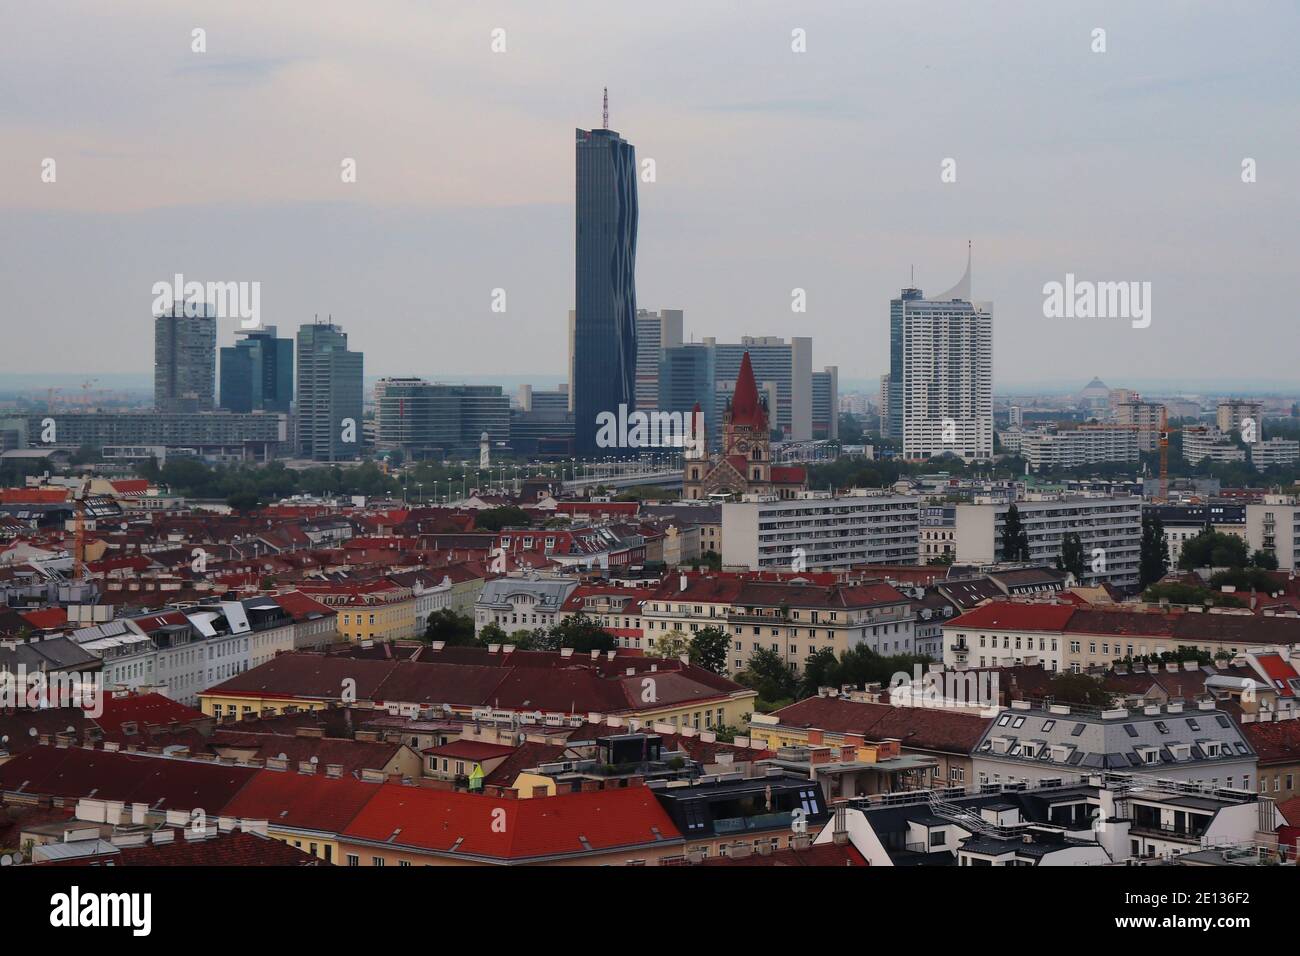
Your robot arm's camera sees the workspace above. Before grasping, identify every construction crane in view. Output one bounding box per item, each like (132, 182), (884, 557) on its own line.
(72, 478), (92, 581)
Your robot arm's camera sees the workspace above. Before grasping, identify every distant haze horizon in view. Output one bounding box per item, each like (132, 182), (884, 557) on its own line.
(1, 3), (1297, 390)
(3, 370), (1297, 403)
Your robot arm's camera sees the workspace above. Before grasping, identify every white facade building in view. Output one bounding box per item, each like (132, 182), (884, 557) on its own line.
(952, 496), (1142, 587)
(721, 492), (920, 571)
(889, 250), (993, 461)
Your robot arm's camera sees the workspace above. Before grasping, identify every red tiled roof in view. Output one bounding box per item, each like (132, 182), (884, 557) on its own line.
(270, 590), (338, 622)
(946, 602), (1076, 632)
(1255, 654), (1300, 699)
(0, 746), (257, 811)
(95, 693), (208, 736)
(19, 607), (67, 630)
(482, 741), (568, 786)
(1240, 718), (1300, 766)
(0, 488), (69, 504)
(39, 829), (323, 866)
(770, 465), (806, 484)
(212, 732), (404, 775)
(341, 783), (682, 861)
(423, 740), (517, 761)
(220, 768), (382, 833)
(1277, 796), (1300, 828)
(768, 696), (992, 754)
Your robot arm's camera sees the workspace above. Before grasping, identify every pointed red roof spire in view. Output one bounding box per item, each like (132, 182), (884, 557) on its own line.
(731, 351), (765, 428)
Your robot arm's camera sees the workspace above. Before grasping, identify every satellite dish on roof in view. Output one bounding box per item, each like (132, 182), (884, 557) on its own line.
(28, 728), (37, 737)
(310, 756), (318, 764)
(0, 855), (11, 867)
(67, 725), (75, 734)
(277, 752), (288, 761)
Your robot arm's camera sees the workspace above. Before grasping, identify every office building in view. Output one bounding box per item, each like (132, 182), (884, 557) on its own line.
(659, 344), (718, 451)
(219, 326), (293, 413)
(154, 303), (216, 413)
(296, 321), (364, 462)
(512, 385), (573, 456)
(374, 378), (510, 458)
(634, 309), (683, 412)
(888, 250), (993, 460)
(812, 366), (839, 440)
(573, 113), (639, 457)
(20, 412), (289, 462)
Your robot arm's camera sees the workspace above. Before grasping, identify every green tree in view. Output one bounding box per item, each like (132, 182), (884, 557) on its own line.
(474, 506), (531, 532)
(1252, 549), (1279, 571)
(799, 647), (840, 698)
(736, 648), (798, 711)
(1057, 532), (1085, 578)
(547, 612), (616, 653)
(688, 625), (731, 675)
(1142, 582), (1245, 608)
(1046, 672), (1111, 707)
(1138, 512), (1170, 588)
(1000, 503), (1030, 562)
(652, 629), (691, 659)
(1178, 528), (1250, 570)
(226, 488), (262, 513)
(424, 608), (479, 646)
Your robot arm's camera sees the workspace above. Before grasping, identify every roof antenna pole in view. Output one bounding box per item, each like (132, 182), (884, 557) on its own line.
(602, 87), (609, 129)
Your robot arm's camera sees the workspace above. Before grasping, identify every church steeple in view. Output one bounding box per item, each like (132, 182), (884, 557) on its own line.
(730, 351), (766, 429)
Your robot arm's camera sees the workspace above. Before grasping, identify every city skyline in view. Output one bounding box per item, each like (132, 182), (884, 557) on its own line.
(2, 2), (1297, 390)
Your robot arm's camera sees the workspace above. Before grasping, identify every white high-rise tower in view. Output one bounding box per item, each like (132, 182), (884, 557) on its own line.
(889, 244), (993, 461)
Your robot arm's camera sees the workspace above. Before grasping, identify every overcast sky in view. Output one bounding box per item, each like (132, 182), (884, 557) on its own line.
(1, 1), (1297, 392)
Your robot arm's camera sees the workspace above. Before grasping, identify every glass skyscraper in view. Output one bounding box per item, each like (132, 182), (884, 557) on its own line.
(295, 321), (363, 462)
(573, 122), (638, 457)
(220, 326), (293, 413)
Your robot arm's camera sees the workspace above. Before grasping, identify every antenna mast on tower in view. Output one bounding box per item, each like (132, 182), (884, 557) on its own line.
(602, 87), (609, 128)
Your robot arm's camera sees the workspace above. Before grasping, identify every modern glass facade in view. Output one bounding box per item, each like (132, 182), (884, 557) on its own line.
(374, 378), (510, 457)
(220, 326), (293, 413)
(659, 344), (717, 451)
(295, 322), (364, 461)
(573, 126), (638, 457)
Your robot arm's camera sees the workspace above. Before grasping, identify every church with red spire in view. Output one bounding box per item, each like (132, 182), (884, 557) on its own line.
(681, 351), (808, 500)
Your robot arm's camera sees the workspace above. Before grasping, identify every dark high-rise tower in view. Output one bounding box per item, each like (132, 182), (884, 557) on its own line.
(220, 326), (293, 413)
(154, 304), (216, 413)
(573, 96), (638, 457)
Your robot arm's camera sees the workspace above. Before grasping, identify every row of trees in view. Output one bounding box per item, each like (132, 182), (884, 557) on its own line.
(1142, 526), (1280, 606)
(1001, 504), (1172, 589)
(423, 609), (622, 655)
(734, 645), (933, 713)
